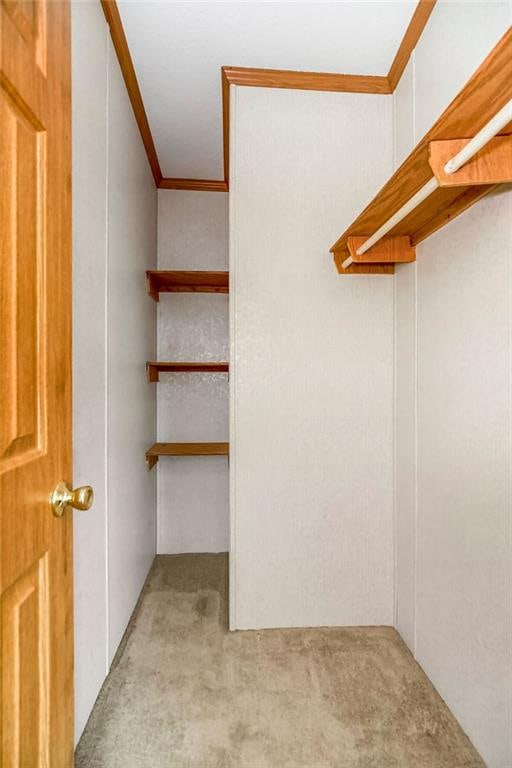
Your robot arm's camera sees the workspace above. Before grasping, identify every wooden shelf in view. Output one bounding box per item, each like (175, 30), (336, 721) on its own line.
(147, 361), (229, 381)
(146, 270), (229, 300)
(146, 442), (229, 469)
(330, 29), (512, 274)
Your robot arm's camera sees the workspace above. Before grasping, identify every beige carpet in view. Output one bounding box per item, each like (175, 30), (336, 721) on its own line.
(76, 554), (485, 768)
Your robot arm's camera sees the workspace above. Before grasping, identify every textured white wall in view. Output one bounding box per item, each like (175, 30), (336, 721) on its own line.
(106, 37), (157, 661)
(157, 191), (229, 553)
(394, 58), (417, 653)
(230, 86), (395, 630)
(72, 3), (157, 743)
(393, 5), (512, 766)
(413, 1), (510, 141)
(72, 2), (109, 745)
(416, 193), (512, 767)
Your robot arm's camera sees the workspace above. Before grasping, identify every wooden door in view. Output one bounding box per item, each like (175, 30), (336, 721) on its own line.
(0, 1), (73, 765)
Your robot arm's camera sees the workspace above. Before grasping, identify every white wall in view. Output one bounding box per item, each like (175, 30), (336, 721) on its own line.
(106, 29), (158, 662)
(156, 191), (229, 554)
(394, 5), (512, 766)
(72, 2), (109, 746)
(230, 86), (395, 630)
(72, 2), (157, 743)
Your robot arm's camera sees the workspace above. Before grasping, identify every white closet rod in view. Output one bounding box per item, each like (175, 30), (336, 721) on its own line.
(341, 98), (512, 270)
(347, 177), (438, 262)
(444, 99), (512, 175)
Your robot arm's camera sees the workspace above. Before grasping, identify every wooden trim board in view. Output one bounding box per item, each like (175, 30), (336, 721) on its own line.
(159, 178), (228, 192)
(100, 0), (162, 186)
(222, 68), (230, 184)
(147, 361), (229, 381)
(146, 442), (229, 468)
(103, 0), (434, 190)
(148, 442), (229, 455)
(221, 66), (391, 94)
(387, 0), (437, 90)
(146, 270), (229, 300)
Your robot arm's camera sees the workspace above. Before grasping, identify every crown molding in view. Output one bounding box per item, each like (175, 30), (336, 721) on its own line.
(221, 67), (391, 94)
(101, 0), (162, 186)
(102, 0), (436, 191)
(158, 178), (228, 192)
(387, 0), (437, 90)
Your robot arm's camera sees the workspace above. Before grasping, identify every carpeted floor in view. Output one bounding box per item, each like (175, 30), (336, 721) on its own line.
(76, 553), (485, 768)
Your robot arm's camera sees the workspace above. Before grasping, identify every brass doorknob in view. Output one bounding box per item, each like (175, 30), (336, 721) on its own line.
(51, 481), (94, 517)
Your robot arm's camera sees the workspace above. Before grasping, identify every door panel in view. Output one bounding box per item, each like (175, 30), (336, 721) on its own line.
(2, 1), (47, 74)
(2, 554), (50, 767)
(1, 1), (73, 765)
(0, 80), (47, 472)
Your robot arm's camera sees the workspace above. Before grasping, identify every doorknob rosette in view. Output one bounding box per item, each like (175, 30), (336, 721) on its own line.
(51, 481), (94, 517)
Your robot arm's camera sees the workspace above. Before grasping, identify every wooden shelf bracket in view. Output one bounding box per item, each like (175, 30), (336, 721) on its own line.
(146, 454), (158, 470)
(343, 236), (416, 269)
(429, 135), (512, 187)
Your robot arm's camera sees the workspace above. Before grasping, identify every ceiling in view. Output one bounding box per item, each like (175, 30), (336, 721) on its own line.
(117, 1), (417, 180)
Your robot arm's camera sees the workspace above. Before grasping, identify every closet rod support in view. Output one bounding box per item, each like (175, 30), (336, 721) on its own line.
(342, 98), (512, 269)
